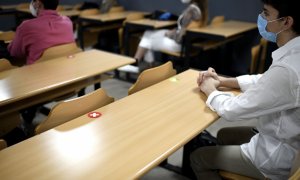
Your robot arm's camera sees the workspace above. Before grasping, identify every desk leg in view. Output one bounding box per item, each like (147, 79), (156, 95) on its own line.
(183, 35), (192, 70)
(181, 140), (197, 179)
(123, 25), (130, 56)
(78, 20), (84, 50)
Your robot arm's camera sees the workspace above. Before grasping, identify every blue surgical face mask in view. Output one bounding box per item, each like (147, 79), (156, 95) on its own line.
(257, 14), (284, 43)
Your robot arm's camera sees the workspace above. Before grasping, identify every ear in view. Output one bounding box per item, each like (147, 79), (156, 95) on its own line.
(284, 16), (294, 29)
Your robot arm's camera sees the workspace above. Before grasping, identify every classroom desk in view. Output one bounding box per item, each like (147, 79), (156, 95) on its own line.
(0, 69), (238, 179)
(184, 20), (257, 69)
(123, 18), (177, 55)
(16, 8), (80, 18)
(77, 11), (150, 49)
(0, 49), (135, 117)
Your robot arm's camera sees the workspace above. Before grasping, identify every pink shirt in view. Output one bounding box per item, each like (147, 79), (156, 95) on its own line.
(8, 10), (74, 65)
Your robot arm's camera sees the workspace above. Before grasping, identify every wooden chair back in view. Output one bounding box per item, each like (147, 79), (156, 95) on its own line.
(0, 31), (15, 42)
(187, 20), (203, 29)
(0, 139), (7, 151)
(16, 3), (29, 9)
(35, 89), (114, 134)
(250, 38), (268, 74)
(72, 3), (83, 10)
(79, 8), (100, 17)
(210, 15), (225, 25)
(36, 42), (82, 63)
(108, 6), (125, 13)
(119, 12), (145, 53)
(128, 61), (176, 95)
(0, 59), (16, 72)
(56, 5), (65, 11)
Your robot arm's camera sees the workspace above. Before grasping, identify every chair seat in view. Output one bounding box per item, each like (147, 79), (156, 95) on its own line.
(219, 170), (256, 180)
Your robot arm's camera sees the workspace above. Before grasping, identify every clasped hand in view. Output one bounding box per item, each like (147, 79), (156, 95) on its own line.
(197, 67), (220, 96)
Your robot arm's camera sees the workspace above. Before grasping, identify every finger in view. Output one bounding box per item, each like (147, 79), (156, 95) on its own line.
(208, 67), (215, 73)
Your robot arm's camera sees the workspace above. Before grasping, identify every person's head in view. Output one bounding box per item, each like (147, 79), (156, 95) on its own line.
(259, 0), (299, 45)
(30, 0), (59, 16)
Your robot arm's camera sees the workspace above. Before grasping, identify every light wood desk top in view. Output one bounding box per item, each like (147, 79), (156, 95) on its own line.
(0, 50), (134, 115)
(187, 20), (257, 40)
(126, 18), (177, 29)
(0, 69), (233, 179)
(80, 11), (150, 23)
(0, 5), (18, 10)
(16, 8), (80, 17)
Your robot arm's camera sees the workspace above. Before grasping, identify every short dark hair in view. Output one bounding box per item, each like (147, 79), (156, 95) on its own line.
(261, 0), (300, 34)
(39, 0), (59, 10)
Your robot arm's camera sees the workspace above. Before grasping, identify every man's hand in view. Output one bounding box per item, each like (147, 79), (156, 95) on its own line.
(197, 67), (219, 86)
(199, 76), (220, 96)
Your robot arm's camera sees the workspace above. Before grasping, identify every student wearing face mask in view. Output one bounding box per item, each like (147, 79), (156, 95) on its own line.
(8, 0), (74, 66)
(134, 0), (208, 67)
(190, 0), (300, 179)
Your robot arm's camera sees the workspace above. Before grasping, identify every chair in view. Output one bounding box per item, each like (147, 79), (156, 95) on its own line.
(219, 150), (300, 180)
(250, 38), (268, 74)
(128, 61), (176, 95)
(0, 139), (7, 151)
(35, 88), (114, 134)
(0, 31), (15, 43)
(159, 20), (205, 71)
(108, 6), (125, 13)
(78, 8), (122, 49)
(56, 5), (65, 11)
(36, 42), (82, 63)
(16, 3), (30, 9)
(118, 12), (145, 54)
(0, 58), (16, 72)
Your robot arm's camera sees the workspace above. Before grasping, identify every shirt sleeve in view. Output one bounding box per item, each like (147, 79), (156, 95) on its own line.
(207, 66), (297, 121)
(236, 74), (263, 92)
(7, 22), (27, 59)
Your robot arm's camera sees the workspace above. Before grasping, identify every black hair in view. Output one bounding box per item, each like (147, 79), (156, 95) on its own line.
(39, 0), (59, 10)
(261, 0), (300, 34)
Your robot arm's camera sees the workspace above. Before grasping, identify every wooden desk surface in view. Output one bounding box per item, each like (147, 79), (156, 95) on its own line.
(188, 20), (257, 39)
(16, 8), (80, 17)
(0, 5), (18, 10)
(0, 69), (225, 179)
(126, 18), (177, 29)
(0, 50), (134, 112)
(80, 11), (149, 23)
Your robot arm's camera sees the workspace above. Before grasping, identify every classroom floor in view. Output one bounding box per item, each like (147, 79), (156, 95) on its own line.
(28, 74), (257, 180)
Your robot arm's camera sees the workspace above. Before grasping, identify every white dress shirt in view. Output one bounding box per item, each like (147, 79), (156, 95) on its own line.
(206, 37), (300, 180)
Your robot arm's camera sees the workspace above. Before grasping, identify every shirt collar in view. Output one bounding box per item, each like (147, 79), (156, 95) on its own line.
(38, 9), (59, 17)
(272, 36), (300, 62)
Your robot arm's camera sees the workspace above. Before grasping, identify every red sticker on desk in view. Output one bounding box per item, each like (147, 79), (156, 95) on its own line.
(87, 112), (102, 118)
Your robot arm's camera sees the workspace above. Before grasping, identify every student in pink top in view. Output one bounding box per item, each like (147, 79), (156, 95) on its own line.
(8, 0), (74, 66)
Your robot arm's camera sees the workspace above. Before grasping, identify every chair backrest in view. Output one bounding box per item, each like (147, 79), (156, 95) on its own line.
(289, 150), (300, 180)
(0, 139), (7, 151)
(187, 20), (204, 29)
(36, 42), (82, 63)
(108, 6), (124, 13)
(210, 15), (225, 25)
(0, 59), (16, 72)
(250, 38), (268, 74)
(17, 3), (30, 9)
(56, 5), (65, 11)
(0, 31), (15, 42)
(35, 88), (114, 134)
(128, 61), (176, 95)
(79, 8), (100, 17)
